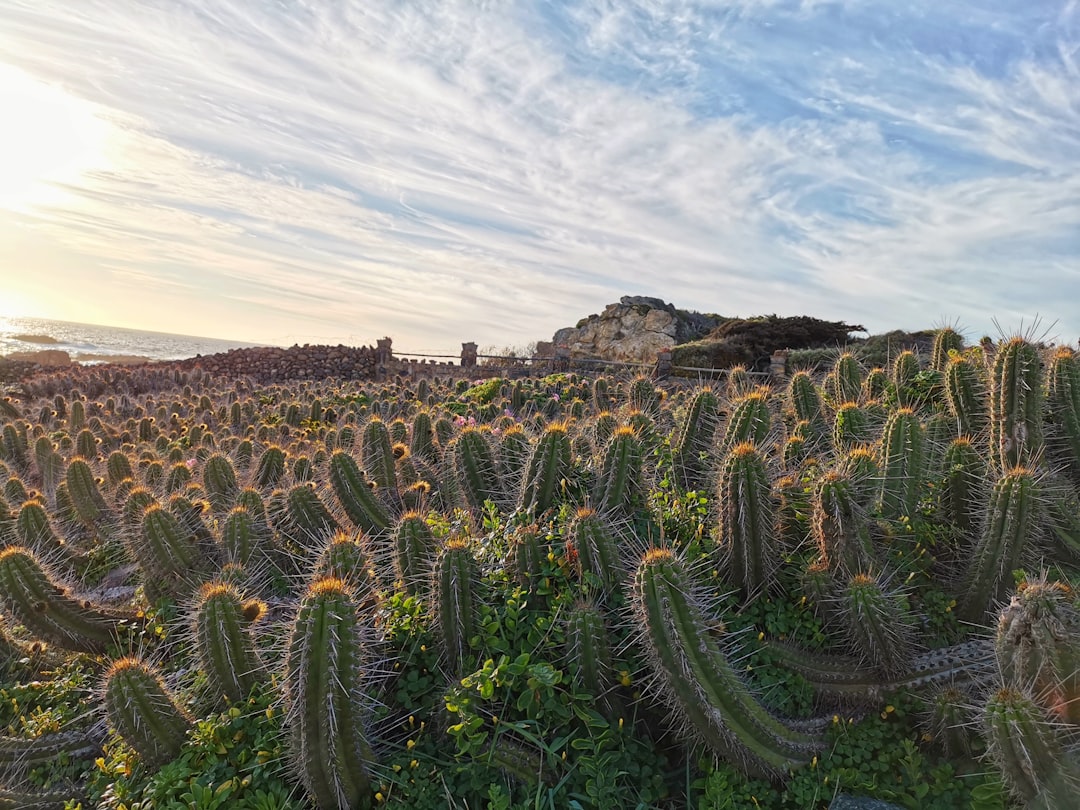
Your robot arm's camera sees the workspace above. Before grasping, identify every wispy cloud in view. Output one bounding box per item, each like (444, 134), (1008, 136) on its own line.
(0, 0), (1077, 349)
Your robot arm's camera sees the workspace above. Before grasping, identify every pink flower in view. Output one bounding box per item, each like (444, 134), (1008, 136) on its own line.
(454, 415), (466, 427)
(551, 393), (560, 402)
(467, 416), (476, 427)
(185, 458), (196, 469)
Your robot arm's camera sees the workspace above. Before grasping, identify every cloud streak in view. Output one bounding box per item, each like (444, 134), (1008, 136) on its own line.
(0, 0), (1077, 349)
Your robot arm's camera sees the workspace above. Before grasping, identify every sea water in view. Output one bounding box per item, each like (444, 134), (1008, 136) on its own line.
(0, 316), (264, 364)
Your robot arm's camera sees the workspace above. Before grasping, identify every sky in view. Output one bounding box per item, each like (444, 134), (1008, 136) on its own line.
(0, 1), (1077, 353)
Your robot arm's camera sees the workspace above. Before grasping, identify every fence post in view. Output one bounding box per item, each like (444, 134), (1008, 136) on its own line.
(655, 349), (673, 380)
(769, 350), (788, 379)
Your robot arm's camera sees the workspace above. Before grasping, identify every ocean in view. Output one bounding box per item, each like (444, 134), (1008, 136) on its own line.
(0, 316), (264, 364)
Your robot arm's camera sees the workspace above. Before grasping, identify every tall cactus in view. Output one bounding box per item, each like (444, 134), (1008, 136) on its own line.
(567, 508), (622, 595)
(632, 548), (821, 777)
(328, 450), (391, 534)
(718, 442), (777, 600)
(193, 582), (264, 704)
(828, 353), (863, 405)
(202, 453), (240, 513)
(957, 467), (1039, 624)
(453, 427), (504, 513)
(520, 423), (573, 515)
(672, 387), (720, 491)
(565, 599), (623, 720)
(877, 407), (924, 520)
(941, 437), (986, 538)
(990, 337), (1045, 472)
(813, 472), (877, 577)
(285, 577), (376, 810)
(931, 327), (964, 372)
(361, 417), (397, 494)
(103, 657), (192, 769)
(65, 457), (109, 530)
(1046, 347), (1080, 484)
(393, 512), (436, 595)
(433, 539), (478, 677)
(840, 573), (916, 677)
(945, 356), (988, 438)
(720, 390), (772, 455)
(594, 426), (644, 517)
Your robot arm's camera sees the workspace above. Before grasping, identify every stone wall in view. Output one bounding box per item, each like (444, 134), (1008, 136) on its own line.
(172, 344), (380, 383)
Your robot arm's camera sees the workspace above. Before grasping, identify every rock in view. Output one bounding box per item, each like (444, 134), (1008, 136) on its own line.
(5, 349), (72, 366)
(551, 297), (723, 363)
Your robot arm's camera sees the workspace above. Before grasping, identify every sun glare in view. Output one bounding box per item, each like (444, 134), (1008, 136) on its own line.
(0, 63), (111, 211)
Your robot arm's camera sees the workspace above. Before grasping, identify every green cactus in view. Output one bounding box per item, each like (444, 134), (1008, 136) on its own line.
(957, 467), (1039, 625)
(254, 445), (287, 489)
(990, 337), (1045, 472)
(393, 512), (436, 595)
(317, 531), (378, 596)
(105, 450), (133, 488)
(568, 508), (622, 595)
(628, 376), (660, 418)
(892, 350), (921, 409)
(135, 504), (202, 597)
(718, 442), (777, 600)
(632, 547), (821, 777)
(193, 581), (264, 703)
(409, 411), (438, 463)
(454, 427), (504, 513)
(945, 355), (988, 437)
(14, 499), (64, 558)
(931, 327), (964, 372)
(672, 387), (720, 491)
(284, 576), (376, 810)
(433, 539), (478, 677)
(520, 423), (573, 515)
(65, 457), (109, 529)
(813, 472), (878, 577)
(280, 484), (341, 551)
(840, 573), (916, 677)
(103, 656), (192, 769)
(788, 371), (825, 431)
(565, 599), (623, 720)
(833, 402), (871, 451)
(941, 436), (986, 537)
(594, 426), (644, 517)
(829, 353), (863, 404)
(720, 390), (772, 455)
(202, 453), (239, 513)
(328, 450), (391, 534)
(1046, 346), (1080, 485)
(361, 417), (397, 493)
(0, 546), (127, 653)
(983, 687), (1080, 807)
(877, 407), (924, 520)
(498, 424), (531, 486)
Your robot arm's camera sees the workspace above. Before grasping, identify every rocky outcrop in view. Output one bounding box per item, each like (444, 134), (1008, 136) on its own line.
(552, 296), (724, 363)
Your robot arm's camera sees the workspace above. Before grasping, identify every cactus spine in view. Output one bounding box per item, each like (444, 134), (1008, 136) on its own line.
(840, 573), (915, 677)
(877, 407), (924, 520)
(568, 508), (622, 595)
(454, 427), (503, 513)
(566, 599), (622, 719)
(329, 450), (391, 534)
(1046, 347), (1080, 484)
(672, 387), (720, 491)
(945, 356), (987, 437)
(721, 390), (772, 455)
(520, 423), (573, 515)
(433, 539), (478, 677)
(813, 472), (877, 577)
(393, 512), (435, 594)
(361, 417), (397, 493)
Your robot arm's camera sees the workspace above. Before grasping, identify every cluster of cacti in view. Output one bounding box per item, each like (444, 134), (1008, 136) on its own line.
(6, 329), (1080, 807)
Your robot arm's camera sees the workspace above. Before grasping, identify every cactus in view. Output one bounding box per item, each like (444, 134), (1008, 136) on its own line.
(567, 508), (622, 595)
(361, 417), (397, 493)
(498, 424), (531, 486)
(508, 524), (546, 589)
(0, 728), (102, 782)
(720, 390), (772, 455)
(393, 512), (436, 595)
(672, 387), (720, 491)
(1046, 347), (1080, 484)
(877, 407), (924, 520)
(632, 548), (821, 776)
(945, 355), (988, 438)
(135, 504), (202, 597)
(433, 539), (478, 677)
(990, 337), (1045, 472)
(454, 427), (504, 513)
(520, 423), (573, 515)
(284, 577), (376, 810)
(202, 453), (239, 512)
(328, 450), (391, 534)
(193, 582), (264, 703)
(0, 546), (126, 653)
(941, 437), (986, 537)
(65, 457), (109, 529)
(828, 353), (863, 404)
(995, 578), (1080, 725)
(409, 411), (438, 462)
(957, 467), (1039, 625)
(931, 327), (964, 372)
(254, 445), (287, 489)
(317, 531), (377, 596)
(813, 472), (878, 577)
(594, 426), (644, 517)
(832, 402), (871, 451)
(788, 371), (825, 431)
(14, 499), (64, 558)
(565, 599), (623, 720)
(280, 484), (340, 550)
(718, 443), (777, 600)
(983, 687), (1080, 807)
(628, 376), (660, 418)
(892, 350), (921, 408)
(105, 450), (133, 488)
(103, 656), (192, 769)
(840, 573), (916, 677)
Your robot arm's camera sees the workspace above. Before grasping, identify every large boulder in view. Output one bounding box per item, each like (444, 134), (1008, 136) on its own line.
(552, 297), (724, 363)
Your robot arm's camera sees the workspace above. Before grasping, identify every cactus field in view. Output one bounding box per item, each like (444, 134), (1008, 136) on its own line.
(4, 330), (1080, 809)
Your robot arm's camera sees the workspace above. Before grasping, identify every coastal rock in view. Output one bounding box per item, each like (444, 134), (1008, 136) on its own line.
(552, 296), (723, 363)
(5, 349), (72, 366)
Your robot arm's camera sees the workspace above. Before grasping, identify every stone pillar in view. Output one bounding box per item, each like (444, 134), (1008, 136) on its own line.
(461, 342), (478, 368)
(375, 337), (393, 365)
(554, 345), (571, 373)
(655, 349), (673, 380)
(769, 350), (788, 379)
